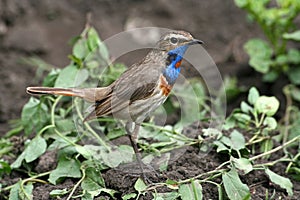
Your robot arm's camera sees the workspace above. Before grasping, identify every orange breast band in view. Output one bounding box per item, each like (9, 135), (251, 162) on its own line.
(175, 60), (182, 68)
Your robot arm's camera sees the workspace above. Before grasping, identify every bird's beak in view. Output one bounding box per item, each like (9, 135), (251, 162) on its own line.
(188, 39), (204, 45)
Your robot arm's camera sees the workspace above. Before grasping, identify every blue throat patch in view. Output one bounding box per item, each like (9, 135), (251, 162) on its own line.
(163, 45), (189, 85)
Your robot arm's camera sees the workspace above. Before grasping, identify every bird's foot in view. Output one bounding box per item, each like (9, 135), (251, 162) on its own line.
(141, 173), (153, 185)
(139, 162), (160, 184)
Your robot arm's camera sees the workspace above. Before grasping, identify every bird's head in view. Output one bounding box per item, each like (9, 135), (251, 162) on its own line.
(157, 30), (203, 57)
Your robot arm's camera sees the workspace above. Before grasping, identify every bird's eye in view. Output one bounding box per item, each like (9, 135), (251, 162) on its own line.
(170, 37), (178, 44)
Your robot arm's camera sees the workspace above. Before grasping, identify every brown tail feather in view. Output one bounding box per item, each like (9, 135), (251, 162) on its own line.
(26, 86), (111, 102)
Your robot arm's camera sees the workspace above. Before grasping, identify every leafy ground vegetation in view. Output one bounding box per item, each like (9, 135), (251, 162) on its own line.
(1, 0), (300, 199)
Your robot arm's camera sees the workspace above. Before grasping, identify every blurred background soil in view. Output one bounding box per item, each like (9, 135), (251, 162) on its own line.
(0, 0), (263, 134)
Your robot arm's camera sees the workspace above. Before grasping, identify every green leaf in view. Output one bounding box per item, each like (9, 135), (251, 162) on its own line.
(98, 188), (118, 198)
(220, 136), (232, 147)
(87, 27), (101, 51)
(0, 160), (11, 176)
(265, 168), (293, 196)
(81, 167), (105, 191)
(8, 182), (33, 200)
(24, 135), (47, 163)
(232, 157), (253, 174)
(159, 153), (170, 172)
(222, 167), (250, 200)
(223, 115), (237, 130)
(179, 181), (203, 200)
(86, 27), (109, 61)
(202, 128), (222, 139)
(287, 49), (300, 64)
(122, 193), (137, 200)
(100, 145), (134, 168)
(255, 96), (280, 116)
(49, 189), (69, 197)
(48, 136), (77, 151)
(248, 87), (260, 105)
(11, 151), (26, 169)
(0, 138), (13, 156)
(191, 180), (203, 200)
(250, 0), (269, 13)
(9, 181), (21, 200)
(48, 156), (81, 184)
(73, 38), (89, 59)
(75, 145), (94, 159)
(19, 182), (33, 200)
(224, 76), (243, 100)
(230, 130), (246, 151)
(82, 188), (117, 200)
(76, 68), (89, 85)
(249, 57), (272, 73)
(82, 190), (100, 200)
(153, 195), (165, 200)
(287, 67), (300, 85)
(263, 117), (277, 130)
(173, 79), (206, 126)
(179, 184), (194, 200)
(290, 86), (300, 102)
(42, 69), (60, 87)
(244, 39), (273, 73)
(262, 70), (279, 82)
(274, 54), (289, 65)
(149, 141), (176, 149)
(234, 0), (248, 8)
(166, 179), (179, 190)
(54, 64), (89, 87)
(99, 42), (110, 63)
(106, 127), (126, 140)
(99, 63), (126, 86)
(21, 97), (49, 135)
(289, 116), (300, 141)
(240, 101), (253, 114)
(55, 118), (76, 133)
(214, 140), (229, 152)
(283, 30), (300, 41)
(134, 178), (147, 192)
(153, 192), (179, 200)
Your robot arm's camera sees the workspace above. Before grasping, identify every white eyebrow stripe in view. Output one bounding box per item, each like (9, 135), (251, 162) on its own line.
(165, 34), (188, 40)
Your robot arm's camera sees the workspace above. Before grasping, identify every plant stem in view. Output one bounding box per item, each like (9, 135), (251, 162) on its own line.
(249, 135), (300, 161)
(142, 122), (194, 142)
(286, 151), (300, 173)
(215, 160), (230, 170)
(74, 98), (111, 151)
(253, 110), (259, 128)
(1, 171), (51, 191)
(159, 141), (199, 153)
(283, 86), (293, 147)
(37, 124), (55, 136)
(51, 96), (77, 146)
(178, 169), (226, 185)
(258, 113), (266, 128)
(254, 156), (291, 168)
(66, 167), (86, 200)
(145, 163), (227, 192)
(246, 136), (269, 146)
(51, 96), (61, 126)
(203, 180), (223, 200)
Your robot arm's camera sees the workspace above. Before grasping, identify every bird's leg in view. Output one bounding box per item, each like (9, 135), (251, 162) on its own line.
(125, 122), (150, 183)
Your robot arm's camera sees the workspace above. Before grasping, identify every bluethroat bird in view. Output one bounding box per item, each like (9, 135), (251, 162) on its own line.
(27, 30), (203, 181)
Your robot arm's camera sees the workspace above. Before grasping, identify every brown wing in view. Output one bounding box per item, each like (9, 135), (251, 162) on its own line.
(84, 61), (164, 120)
(112, 61), (163, 100)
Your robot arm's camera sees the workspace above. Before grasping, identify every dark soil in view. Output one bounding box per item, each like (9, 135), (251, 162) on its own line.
(2, 122), (300, 199)
(0, 0), (299, 199)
